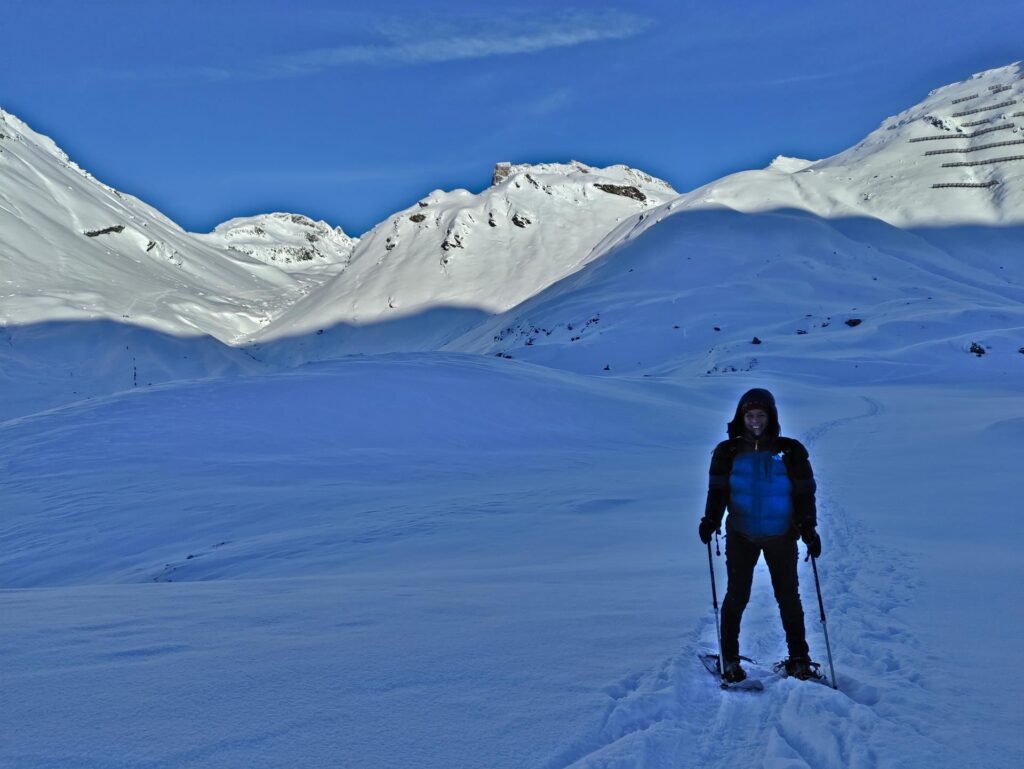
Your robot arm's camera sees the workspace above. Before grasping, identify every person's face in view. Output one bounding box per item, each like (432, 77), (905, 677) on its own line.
(743, 408), (768, 437)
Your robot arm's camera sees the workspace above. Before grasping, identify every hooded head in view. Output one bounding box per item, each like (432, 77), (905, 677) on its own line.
(727, 388), (780, 439)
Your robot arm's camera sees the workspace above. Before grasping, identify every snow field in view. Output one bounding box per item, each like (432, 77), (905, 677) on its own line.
(2, 359), (1020, 767)
(0, 355), (694, 588)
(448, 206), (1023, 386)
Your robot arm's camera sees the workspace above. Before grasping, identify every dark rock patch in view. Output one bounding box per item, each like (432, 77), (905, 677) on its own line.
(83, 225), (125, 237)
(492, 162), (512, 185)
(595, 184), (646, 202)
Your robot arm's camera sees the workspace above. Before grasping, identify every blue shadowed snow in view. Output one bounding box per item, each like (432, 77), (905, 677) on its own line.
(2, 354), (1021, 767)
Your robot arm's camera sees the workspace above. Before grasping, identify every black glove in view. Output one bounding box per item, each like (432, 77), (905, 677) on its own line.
(800, 525), (822, 558)
(699, 517), (720, 544)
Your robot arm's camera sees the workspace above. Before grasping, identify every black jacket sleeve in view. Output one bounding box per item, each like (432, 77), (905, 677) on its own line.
(783, 439), (817, 529)
(703, 440), (733, 525)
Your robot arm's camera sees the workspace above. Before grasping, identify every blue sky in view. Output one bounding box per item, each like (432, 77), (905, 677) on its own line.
(2, 0), (1021, 236)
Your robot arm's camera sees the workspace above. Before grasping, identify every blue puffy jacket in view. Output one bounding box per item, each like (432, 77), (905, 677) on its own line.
(702, 389), (817, 541)
(728, 447), (794, 538)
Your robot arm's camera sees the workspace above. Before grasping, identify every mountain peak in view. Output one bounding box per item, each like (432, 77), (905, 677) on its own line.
(767, 155), (816, 173)
(489, 159), (675, 195)
(198, 212), (358, 270)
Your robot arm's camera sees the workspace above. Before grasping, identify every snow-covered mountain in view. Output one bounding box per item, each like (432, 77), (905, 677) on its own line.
(248, 161), (678, 352)
(445, 63), (1024, 381)
(249, 62), (1022, 367)
(2, 62), (1022, 408)
(2, 110), (679, 410)
(6, 62), (1021, 359)
(691, 63), (1023, 226)
(1, 108), (675, 356)
(0, 108), (319, 343)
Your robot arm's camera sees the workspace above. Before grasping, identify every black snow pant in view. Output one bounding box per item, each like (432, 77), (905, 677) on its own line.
(719, 530), (809, 661)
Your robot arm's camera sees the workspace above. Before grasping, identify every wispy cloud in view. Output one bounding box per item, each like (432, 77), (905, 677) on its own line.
(271, 11), (651, 76)
(87, 11), (652, 84)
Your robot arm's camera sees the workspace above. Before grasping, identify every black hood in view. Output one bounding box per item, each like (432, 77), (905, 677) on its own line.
(726, 388), (780, 439)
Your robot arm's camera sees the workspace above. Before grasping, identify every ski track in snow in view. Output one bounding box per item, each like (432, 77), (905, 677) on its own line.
(544, 395), (945, 769)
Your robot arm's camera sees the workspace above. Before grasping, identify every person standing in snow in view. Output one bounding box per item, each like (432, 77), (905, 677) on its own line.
(698, 388), (822, 683)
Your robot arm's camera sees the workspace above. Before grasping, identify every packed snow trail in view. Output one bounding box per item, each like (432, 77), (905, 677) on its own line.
(540, 396), (933, 769)
(539, 388), (1019, 769)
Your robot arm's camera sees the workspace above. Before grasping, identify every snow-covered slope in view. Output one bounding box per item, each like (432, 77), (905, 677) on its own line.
(249, 161), (677, 352)
(6, 63), (1020, 366)
(446, 202), (1024, 382)
(0, 109), (680, 410)
(0, 108), (319, 343)
(445, 64), (1024, 381)
(677, 63), (1023, 227)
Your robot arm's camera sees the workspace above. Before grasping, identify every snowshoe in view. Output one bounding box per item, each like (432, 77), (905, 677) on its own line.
(773, 657), (826, 683)
(699, 653), (764, 691)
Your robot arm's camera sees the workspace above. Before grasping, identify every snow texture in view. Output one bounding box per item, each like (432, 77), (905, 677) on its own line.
(1, 62), (1022, 769)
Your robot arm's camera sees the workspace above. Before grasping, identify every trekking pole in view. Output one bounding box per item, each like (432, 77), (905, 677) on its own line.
(707, 535), (724, 677)
(810, 555), (839, 690)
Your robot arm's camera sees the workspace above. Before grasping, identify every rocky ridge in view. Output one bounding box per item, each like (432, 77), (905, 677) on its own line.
(197, 213), (358, 270)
